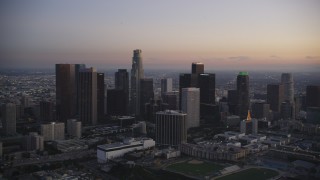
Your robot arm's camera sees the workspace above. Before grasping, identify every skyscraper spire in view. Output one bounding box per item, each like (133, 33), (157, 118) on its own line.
(246, 110), (252, 121)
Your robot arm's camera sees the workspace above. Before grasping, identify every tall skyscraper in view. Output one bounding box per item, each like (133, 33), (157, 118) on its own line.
(78, 68), (97, 125)
(130, 49), (144, 115)
(161, 78), (173, 96)
(75, 64), (86, 114)
(228, 89), (238, 114)
(251, 102), (270, 120)
(267, 84), (284, 112)
(155, 110), (187, 147)
(115, 69), (129, 113)
(181, 88), (200, 129)
(198, 74), (215, 104)
(55, 64), (76, 122)
(162, 91), (179, 110)
(237, 72), (250, 119)
(281, 73), (294, 103)
(40, 101), (54, 122)
(140, 78), (154, 116)
(107, 89), (127, 115)
(281, 73), (295, 119)
(145, 99), (169, 123)
(179, 63), (215, 110)
(192, 62), (204, 74)
(306, 85), (320, 108)
(1, 103), (16, 135)
(97, 73), (105, 122)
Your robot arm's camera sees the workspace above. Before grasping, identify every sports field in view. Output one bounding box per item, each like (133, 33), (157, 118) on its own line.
(166, 160), (224, 176)
(216, 168), (279, 180)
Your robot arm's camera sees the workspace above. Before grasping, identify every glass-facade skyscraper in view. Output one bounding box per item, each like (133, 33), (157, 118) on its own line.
(130, 49), (144, 116)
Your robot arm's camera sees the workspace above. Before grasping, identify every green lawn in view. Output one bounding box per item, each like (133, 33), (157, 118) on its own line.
(216, 168), (279, 180)
(166, 160), (224, 176)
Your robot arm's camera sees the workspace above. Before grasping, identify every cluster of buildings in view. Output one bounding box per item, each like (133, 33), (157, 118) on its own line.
(0, 49), (319, 180)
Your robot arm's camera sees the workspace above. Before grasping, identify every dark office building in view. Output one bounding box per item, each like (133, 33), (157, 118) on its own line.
(140, 78), (154, 116)
(75, 64), (86, 114)
(179, 63), (215, 110)
(267, 84), (284, 112)
(40, 101), (54, 122)
(237, 72), (250, 119)
(179, 74), (192, 109)
(78, 68), (97, 125)
(306, 85), (320, 108)
(281, 101), (293, 119)
(192, 62), (204, 74)
(198, 74), (215, 104)
(97, 73), (105, 122)
(55, 64), (76, 122)
(200, 103), (220, 124)
(251, 102), (270, 120)
(107, 89), (127, 116)
(115, 69), (129, 110)
(144, 99), (169, 123)
(228, 90), (238, 114)
(162, 91), (179, 110)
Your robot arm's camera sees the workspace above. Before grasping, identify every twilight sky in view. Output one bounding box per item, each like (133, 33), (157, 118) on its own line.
(0, 0), (320, 71)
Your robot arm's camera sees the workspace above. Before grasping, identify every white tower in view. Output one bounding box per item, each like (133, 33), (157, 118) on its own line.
(181, 88), (200, 129)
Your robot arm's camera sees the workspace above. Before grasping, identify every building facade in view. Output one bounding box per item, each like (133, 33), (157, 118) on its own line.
(181, 88), (200, 129)
(155, 110), (187, 146)
(130, 49), (144, 115)
(237, 72), (250, 119)
(78, 68), (97, 125)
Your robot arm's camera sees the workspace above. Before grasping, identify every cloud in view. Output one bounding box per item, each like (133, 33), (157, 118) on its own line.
(270, 55), (279, 58)
(305, 56), (320, 59)
(228, 56), (250, 61)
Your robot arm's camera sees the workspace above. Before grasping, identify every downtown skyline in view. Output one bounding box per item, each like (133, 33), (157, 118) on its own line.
(1, 0), (320, 71)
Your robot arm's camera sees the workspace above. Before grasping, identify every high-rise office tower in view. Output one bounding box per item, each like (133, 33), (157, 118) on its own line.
(198, 74), (215, 104)
(40, 101), (54, 122)
(145, 99), (169, 123)
(97, 73), (105, 122)
(281, 101), (293, 119)
(267, 84), (284, 112)
(181, 88), (200, 129)
(306, 85), (320, 108)
(281, 73), (295, 119)
(179, 63), (215, 110)
(155, 110), (187, 146)
(228, 89), (238, 114)
(161, 78), (173, 96)
(115, 69), (129, 113)
(281, 73), (294, 103)
(56, 64), (76, 122)
(237, 72), (250, 119)
(107, 89), (127, 115)
(78, 68), (97, 125)
(1, 103), (16, 135)
(41, 122), (65, 141)
(179, 74), (192, 109)
(130, 49), (144, 115)
(75, 64), (86, 114)
(140, 78), (154, 116)
(251, 102), (270, 120)
(162, 91), (179, 110)
(192, 62), (204, 74)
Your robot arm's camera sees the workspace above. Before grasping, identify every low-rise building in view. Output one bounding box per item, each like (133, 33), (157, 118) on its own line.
(97, 138), (155, 163)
